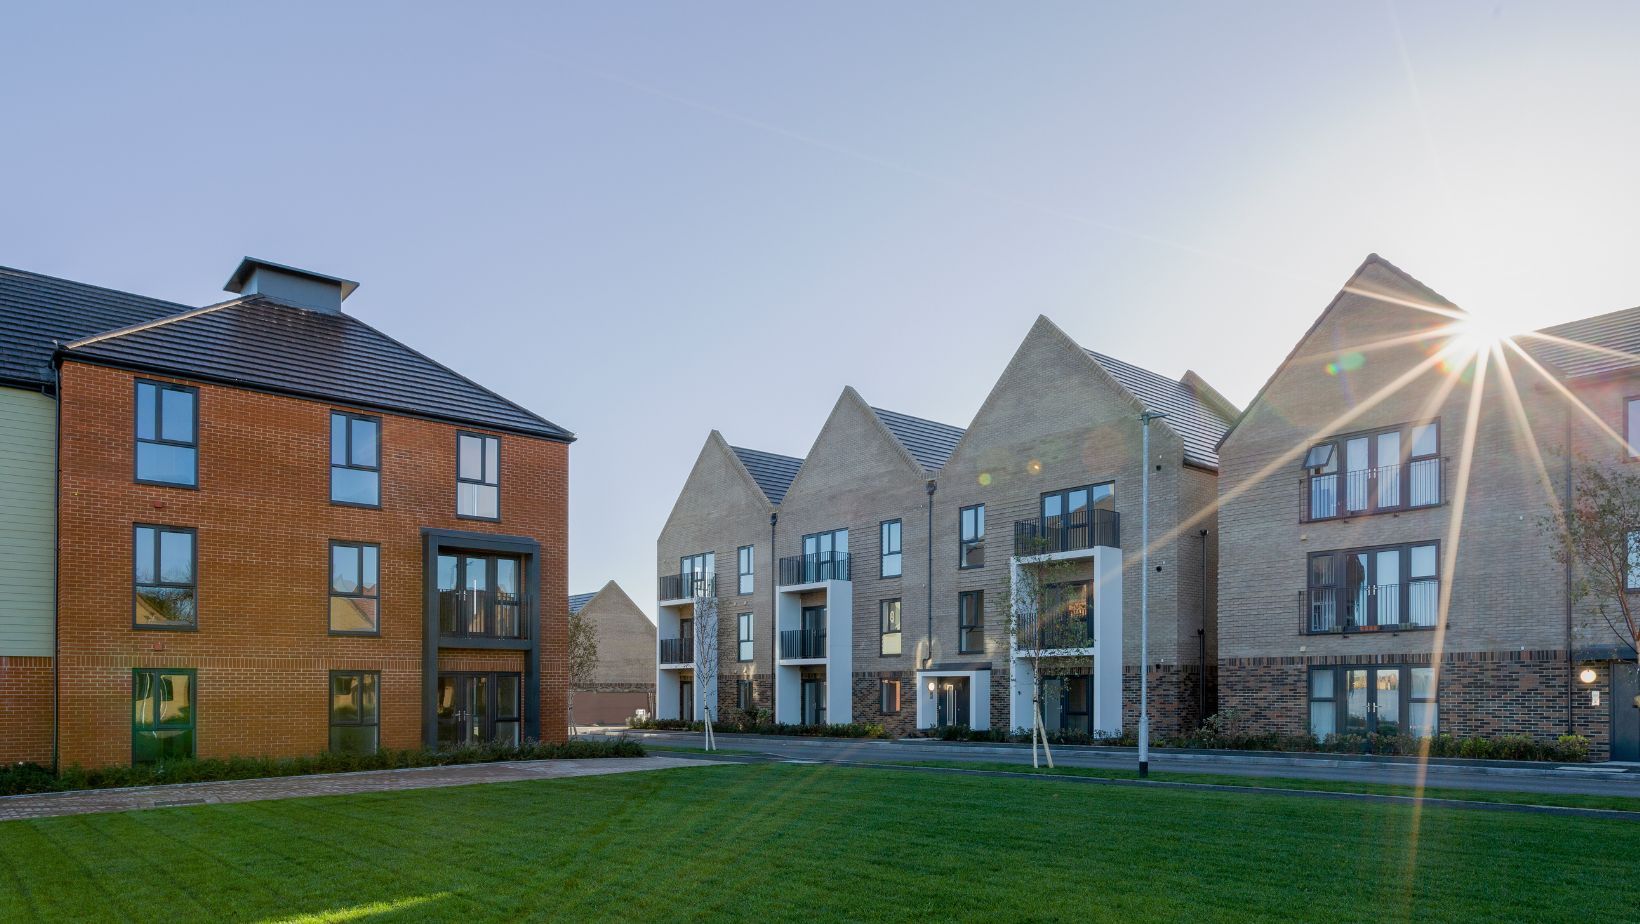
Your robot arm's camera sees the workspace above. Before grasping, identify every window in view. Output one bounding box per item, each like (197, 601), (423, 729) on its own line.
(737, 679), (754, 711)
(1039, 581), (1092, 649)
(681, 552), (715, 598)
(134, 380), (197, 487)
(880, 520), (902, 578)
(456, 432), (500, 519)
(738, 545), (755, 595)
(1630, 531), (1640, 591)
(1307, 542), (1438, 632)
(134, 525), (196, 629)
(436, 553), (523, 638)
(1309, 665), (1437, 739)
(329, 670), (380, 755)
(132, 668), (194, 762)
(1036, 484), (1115, 552)
(329, 542), (380, 634)
(880, 598), (902, 656)
(959, 505), (984, 569)
(737, 612), (754, 661)
(330, 411), (380, 506)
(798, 529), (848, 582)
(1629, 398), (1640, 457)
(880, 679), (901, 714)
(1305, 421), (1440, 519)
(958, 590), (984, 654)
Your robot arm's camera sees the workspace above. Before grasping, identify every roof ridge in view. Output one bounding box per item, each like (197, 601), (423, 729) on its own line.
(64, 298), (241, 349)
(0, 264), (191, 312)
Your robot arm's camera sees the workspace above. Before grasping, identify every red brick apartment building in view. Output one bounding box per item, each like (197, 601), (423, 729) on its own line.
(0, 259), (572, 768)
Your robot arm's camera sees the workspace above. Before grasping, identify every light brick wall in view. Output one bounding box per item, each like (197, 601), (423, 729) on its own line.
(575, 582), (656, 692)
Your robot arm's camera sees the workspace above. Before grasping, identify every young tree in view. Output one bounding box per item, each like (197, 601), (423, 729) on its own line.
(692, 585), (721, 751)
(1006, 542), (1094, 769)
(1540, 455), (1640, 697)
(566, 604), (600, 734)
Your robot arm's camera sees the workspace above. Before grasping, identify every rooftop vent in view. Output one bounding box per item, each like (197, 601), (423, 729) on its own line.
(224, 257), (359, 314)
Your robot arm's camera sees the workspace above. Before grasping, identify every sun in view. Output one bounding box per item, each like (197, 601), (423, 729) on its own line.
(1446, 313), (1510, 361)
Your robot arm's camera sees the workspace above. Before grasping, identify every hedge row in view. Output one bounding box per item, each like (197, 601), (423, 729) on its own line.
(627, 717), (887, 739)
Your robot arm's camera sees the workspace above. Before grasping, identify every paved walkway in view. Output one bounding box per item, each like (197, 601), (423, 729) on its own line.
(0, 756), (712, 822)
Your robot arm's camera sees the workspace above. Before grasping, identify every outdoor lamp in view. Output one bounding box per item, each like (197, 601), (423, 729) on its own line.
(1580, 667), (1598, 684)
(927, 681), (935, 694)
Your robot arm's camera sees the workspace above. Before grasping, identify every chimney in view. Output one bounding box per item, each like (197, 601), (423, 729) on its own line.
(224, 257), (359, 314)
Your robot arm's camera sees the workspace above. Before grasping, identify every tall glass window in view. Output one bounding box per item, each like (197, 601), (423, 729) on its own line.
(457, 433), (500, 519)
(329, 542), (380, 634)
(958, 590), (984, 653)
(329, 671), (380, 755)
(880, 520), (902, 578)
(330, 411), (381, 506)
(134, 524), (196, 629)
(959, 505), (985, 569)
(880, 598), (902, 656)
(738, 545), (755, 595)
(737, 612), (754, 661)
(134, 380), (197, 487)
(133, 668), (195, 763)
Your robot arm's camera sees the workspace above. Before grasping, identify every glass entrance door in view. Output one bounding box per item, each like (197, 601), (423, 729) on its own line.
(936, 677), (971, 728)
(1343, 668), (1404, 736)
(800, 678), (826, 725)
(436, 672), (523, 747)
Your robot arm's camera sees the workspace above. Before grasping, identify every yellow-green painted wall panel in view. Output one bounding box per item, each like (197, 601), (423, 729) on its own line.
(0, 387), (54, 656)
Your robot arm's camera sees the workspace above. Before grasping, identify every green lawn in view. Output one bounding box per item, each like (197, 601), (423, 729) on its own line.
(1, 762), (1634, 922)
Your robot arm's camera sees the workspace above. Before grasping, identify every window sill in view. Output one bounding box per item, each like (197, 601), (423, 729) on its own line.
(134, 478), (199, 491)
(1305, 624), (1437, 636)
(133, 623), (198, 632)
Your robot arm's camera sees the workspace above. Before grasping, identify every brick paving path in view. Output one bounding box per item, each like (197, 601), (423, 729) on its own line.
(0, 756), (712, 822)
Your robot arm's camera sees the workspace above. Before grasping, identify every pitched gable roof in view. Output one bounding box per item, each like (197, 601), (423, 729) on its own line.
(0, 264), (189, 388)
(870, 406), (965, 471)
(61, 295), (572, 440)
(568, 591), (598, 614)
(1526, 305), (1640, 380)
(1084, 350), (1234, 470)
(730, 445), (803, 505)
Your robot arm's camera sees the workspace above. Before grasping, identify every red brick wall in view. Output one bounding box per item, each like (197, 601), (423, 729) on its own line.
(56, 361), (568, 768)
(0, 656), (54, 764)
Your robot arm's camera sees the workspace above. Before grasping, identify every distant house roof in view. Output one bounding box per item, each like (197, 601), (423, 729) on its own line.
(731, 445), (803, 505)
(1085, 349), (1233, 470)
(0, 265), (190, 388)
(61, 295), (573, 441)
(1526, 305), (1640, 380)
(871, 406), (965, 471)
(568, 592), (598, 615)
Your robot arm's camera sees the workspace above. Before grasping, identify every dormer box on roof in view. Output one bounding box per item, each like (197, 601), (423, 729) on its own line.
(224, 257), (360, 314)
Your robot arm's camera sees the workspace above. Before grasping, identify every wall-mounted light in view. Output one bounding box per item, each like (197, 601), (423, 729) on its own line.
(1580, 667), (1598, 684)
(927, 681), (936, 694)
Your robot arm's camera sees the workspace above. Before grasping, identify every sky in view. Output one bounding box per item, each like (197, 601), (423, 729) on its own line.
(6, 3), (1640, 620)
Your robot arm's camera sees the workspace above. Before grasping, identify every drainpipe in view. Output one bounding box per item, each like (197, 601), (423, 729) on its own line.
(1199, 528), (1209, 722)
(1564, 412), (1574, 736)
(769, 510), (778, 720)
(925, 479), (936, 669)
(51, 360), (62, 773)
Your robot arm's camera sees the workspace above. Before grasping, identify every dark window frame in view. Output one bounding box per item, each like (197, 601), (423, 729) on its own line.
(1303, 418), (1443, 520)
(737, 678), (754, 711)
(132, 523), (198, 631)
(1308, 664), (1438, 739)
(880, 679), (901, 714)
(1627, 396), (1640, 459)
(959, 504), (985, 570)
(1628, 531), (1640, 591)
(133, 379), (199, 489)
(436, 551), (527, 640)
(132, 667), (196, 764)
(958, 589), (984, 654)
(880, 598), (902, 657)
(1306, 540), (1441, 634)
(329, 410), (382, 509)
(329, 669), (381, 755)
(738, 545), (755, 596)
(455, 431), (502, 522)
(737, 611), (754, 661)
(328, 540), (382, 636)
(880, 519), (903, 578)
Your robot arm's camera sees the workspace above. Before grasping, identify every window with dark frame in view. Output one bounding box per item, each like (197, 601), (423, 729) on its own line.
(1304, 420), (1440, 519)
(958, 590), (984, 654)
(1628, 398), (1640, 457)
(134, 524), (196, 629)
(436, 552), (524, 638)
(880, 519), (902, 577)
(880, 679), (901, 714)
(134, 380), (198, 487)
(880, 598), (902, 656)
(1628, 531), (1640, 590)
(738, 545), (755, 595)
(329, 542), (380, 634)
(1307, 542), (1439, 633)
(737, 612), (754, 661)
(457, 433), (500, 519)
(329, 670), (380, 755)
(132, 668), (195, 763)
(959, 504), (984, 569)
(330, 411), (381, 506)
(799, 529), (848, 582)
(737, 678), (754, 711)
(1308, 664), (1437, 739)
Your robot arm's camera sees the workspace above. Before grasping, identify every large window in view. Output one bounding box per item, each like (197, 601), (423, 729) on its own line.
(880, 598), (902, 656)
(329, 542), (380, 634)
(1305, 420), (1440, 519)
(959, 505), (985, 569)
(1035, 484), (1115, 552)
(1309, 665), (1437, 739)
(329, 670), (380, 755)
(737, 679), (754, 711)
(1038, 581), (1092, 649)
(798, 529), (848, 582)
(737, 612), (754, 661)
(437, 553), (523, 638)
(1308, 542), (1439, 633)
(1628, 398), (1640, 457)
(738, 545), (755, 595)
(456, 432), (500, 520)
(958, 590), (984, 654)
(880, 679), (901, 715)
(1628, 531), (1640, 591)
(134, 380), (197, 487)
(134, 524), (196, 629)
(132, 668), (195, 763)
(880, 520), (902, 578)
(330, 411), (381, 507)
(681, 551), (715, 598)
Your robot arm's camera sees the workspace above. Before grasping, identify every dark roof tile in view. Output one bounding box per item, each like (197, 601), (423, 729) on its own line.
(0, 265), (188, 387)
(1085, 350), (1233, 470)
(1526, 306), (1640, 380)
(731, 445), (802, 505)
(568, 592), (598, 615)
(871, 406), (964, 471)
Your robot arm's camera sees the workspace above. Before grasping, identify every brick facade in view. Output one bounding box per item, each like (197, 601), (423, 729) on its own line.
(0, 656), (54, 764)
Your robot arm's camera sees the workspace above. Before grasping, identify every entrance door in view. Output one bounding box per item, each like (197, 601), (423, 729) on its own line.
(936, 677), (970, 727)
(800, 678), (826, 725)
(680, 679), (695, 722)
(1343, 668), (1402, 735)
(1614, 664), (1640, 762)
(437, 672), (523, 747)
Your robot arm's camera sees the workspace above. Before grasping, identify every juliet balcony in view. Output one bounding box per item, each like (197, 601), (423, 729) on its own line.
(1302, 458), (1445, 522)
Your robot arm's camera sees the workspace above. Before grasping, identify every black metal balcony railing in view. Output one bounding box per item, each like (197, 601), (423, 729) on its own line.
(779, 627), (827, 659)
(1307, 582), (1439, 633)
(437, 589), (525, 639)
(1012, 508), (1121, 556)
(778, 553), (851, 585)
(1023, 616), (1095, 651)
(659, 637), (694, 665)
(1304, 458), (1443, 521)
(658, 572), (717, 601)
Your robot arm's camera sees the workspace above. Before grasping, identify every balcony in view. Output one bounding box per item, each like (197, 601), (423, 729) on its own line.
(659, 637), (694, 665)
(658, 572), (716, 602)
(1304, 458), (1444, 521)
(437, 589), (524, 640)
(778, 553), (850, 586)
(1307, 582), (1439, 633)
(779, 627), (827, 660)
(1012, 508), (1120, 556)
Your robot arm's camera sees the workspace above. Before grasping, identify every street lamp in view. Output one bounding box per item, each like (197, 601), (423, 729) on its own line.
(1138, 410), (1167, 779)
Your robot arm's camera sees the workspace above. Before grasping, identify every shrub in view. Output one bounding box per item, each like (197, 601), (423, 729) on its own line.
(625, 717), (886, 739)
(0, 738), (645, 797)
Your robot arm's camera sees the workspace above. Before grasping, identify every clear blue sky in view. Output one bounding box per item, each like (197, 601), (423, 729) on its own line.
(7, 3), (1640, 620)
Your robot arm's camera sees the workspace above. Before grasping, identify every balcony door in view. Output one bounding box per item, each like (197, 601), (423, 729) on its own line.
(800, 678), (826, 725)
(680, 679), (695, 722)
(436, 672), (522, 747)
(801, 529), (847, 582)
(437, 553), (523, 639)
